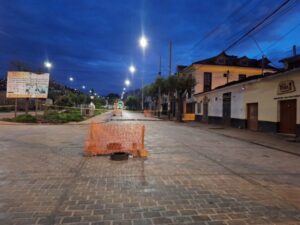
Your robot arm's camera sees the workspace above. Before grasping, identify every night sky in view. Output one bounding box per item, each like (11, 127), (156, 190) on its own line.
(0, 0), (299, 95)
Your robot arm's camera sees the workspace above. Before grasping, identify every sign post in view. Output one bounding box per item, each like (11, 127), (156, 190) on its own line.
(6, 71), (50, 117)
(14, 99), (17, 118)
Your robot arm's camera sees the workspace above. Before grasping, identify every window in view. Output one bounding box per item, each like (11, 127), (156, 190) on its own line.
(203, 72), (212, 92)
(239, 74), (246, 80)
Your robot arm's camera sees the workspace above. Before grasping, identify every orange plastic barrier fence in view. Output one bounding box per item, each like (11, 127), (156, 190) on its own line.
(113, 109), (122, 116)
(85, 122), (149, 157)
(144, 110), (155, 117)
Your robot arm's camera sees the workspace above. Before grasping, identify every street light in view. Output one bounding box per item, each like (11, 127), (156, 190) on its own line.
(125, 79), (130, 86)
(82, 85), (86, 89)
(139, 35), (148, 111)
(129, 65), (136, 74)
(139, 36), (148, 49)
(44, 61), (52, 69)
(69, 76), (74, 82)
(123, 87), (126, 91)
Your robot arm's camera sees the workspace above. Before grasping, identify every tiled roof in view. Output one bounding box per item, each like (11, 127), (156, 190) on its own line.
(191, 51), (277, 70)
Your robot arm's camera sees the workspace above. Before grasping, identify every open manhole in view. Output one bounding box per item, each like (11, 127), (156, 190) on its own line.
(110, 152), (129, 161)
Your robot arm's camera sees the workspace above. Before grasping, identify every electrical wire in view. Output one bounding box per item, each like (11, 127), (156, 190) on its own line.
(223, 0), (293, 51)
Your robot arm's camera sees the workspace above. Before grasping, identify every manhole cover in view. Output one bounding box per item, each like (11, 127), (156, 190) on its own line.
(110, 152), (129, 161)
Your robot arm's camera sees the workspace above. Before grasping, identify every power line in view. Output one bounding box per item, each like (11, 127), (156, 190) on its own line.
(248, 0), (298, 38)
(254, 21), (300, 58)
(223, 0), (292, 52)
(190, 0), (250, 51)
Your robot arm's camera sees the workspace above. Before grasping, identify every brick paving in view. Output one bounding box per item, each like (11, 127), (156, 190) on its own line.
(0, 111), (299, 225)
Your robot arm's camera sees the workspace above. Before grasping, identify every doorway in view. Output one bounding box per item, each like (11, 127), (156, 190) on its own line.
(203, 102), (208, 122)
(247, 103), (258, 131)
(279, 99), (296, 134)
(222, 92), (231, 125)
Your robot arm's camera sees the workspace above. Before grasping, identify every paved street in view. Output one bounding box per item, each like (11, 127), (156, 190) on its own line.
(0, 111), (300, 225)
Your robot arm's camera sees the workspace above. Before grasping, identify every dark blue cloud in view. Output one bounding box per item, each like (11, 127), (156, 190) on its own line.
(0, 0), (299, 95)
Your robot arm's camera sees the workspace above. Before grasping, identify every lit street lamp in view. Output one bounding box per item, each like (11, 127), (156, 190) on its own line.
(44, 61), (52, 69)
(139, 36), (148, 49)
(69, 76), (74, 82)
(82, 85), (86, 89)
(129, 65), (136, 74)
(125, 79), (130, 86)
(139, 35), (148, 111)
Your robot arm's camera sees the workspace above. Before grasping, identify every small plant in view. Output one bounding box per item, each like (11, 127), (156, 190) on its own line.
(13, 114), (37, 123)
(43, 110), (84, 123)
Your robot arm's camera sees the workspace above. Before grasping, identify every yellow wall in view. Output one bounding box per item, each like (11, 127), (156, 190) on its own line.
(244, 69), (300, 124)
(185, 64), (275, 94)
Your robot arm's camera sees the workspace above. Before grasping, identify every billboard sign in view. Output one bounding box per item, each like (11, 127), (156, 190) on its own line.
(6, 71), (50, 99)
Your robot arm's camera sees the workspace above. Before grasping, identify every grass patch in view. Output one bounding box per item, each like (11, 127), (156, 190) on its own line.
(2, 114), (37, 123)
(43, 109), (84, 123)
(1, 108), (107, 124)
(94, 108), (107, 116)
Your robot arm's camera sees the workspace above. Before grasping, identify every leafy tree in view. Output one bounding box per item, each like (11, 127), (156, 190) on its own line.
(125, 95), (140, 110)
(143, 74), (196, 121)
(106, 93), (120, 104)
(170, 74), (196, 121)
(55, 95), (73, 107)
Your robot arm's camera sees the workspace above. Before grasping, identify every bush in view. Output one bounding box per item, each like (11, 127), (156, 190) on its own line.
(44, 110), (83, 123)
(14, 114), (37, 123)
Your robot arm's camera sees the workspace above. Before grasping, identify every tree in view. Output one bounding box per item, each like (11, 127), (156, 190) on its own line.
(145, 74), (196, 121)
(55, 95), (73, 107)
(106, 93), (120, 105)
(125, 95), (140, 110)
(170, 74), (196, 121)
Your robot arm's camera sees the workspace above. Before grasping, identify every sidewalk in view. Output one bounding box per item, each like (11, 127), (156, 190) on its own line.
(185, 121), (300, 156)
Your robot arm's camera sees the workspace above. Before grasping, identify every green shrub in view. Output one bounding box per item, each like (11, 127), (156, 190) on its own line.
(14, 114), (37, 123)
(44, 110), (83, 123)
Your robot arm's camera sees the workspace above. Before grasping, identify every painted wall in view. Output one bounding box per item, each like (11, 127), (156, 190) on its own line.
(195, 85), (245, 119)
(187, 64), (275, 94)
(244, 69), (300, 124)
(194, 68), (300, 127)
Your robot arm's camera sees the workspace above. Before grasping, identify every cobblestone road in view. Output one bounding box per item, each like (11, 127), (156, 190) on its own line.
(0, 111), (299, 225)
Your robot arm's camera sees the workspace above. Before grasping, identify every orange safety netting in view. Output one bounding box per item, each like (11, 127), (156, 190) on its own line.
(144, 109), (155, 117)
(113, 109), (122, 116)
(85, 122), (149, 157)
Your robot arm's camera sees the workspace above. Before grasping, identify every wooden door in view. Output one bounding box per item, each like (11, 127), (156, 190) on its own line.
(279, 99), (296, 134)
(222, 92), (231, 125)
(203, 102), (208, 122)
(247, 103), (258, 131)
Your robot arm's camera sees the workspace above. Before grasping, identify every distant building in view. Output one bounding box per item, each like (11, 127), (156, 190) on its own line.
(181, 52), (278, 115)
(193, 53), (300, 137)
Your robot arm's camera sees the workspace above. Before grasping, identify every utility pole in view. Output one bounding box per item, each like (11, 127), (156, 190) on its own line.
(226, 70), (230, 84)
(169, 41), (172, 77)
(168, 40), (172, 120)
(262, 54), (265, 76)
(158, 54), (162, 118)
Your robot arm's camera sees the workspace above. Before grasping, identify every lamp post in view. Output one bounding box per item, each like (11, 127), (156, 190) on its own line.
(44, 61), (52, 71)
(129, 65), (136, 74)
(125, 79), (130, 86)
(139, 35), (148, 111)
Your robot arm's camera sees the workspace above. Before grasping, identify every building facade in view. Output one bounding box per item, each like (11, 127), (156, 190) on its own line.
(181, 52), (277, 115)
(194, 68), (300, 137)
